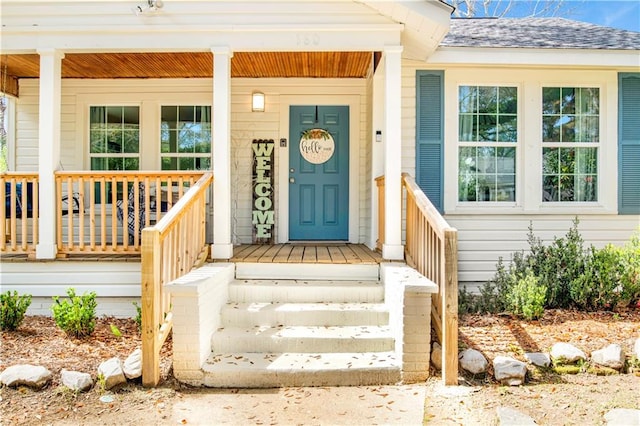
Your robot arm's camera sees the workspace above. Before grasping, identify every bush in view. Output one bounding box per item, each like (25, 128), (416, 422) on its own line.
(570, 245), (622, 310)
(51, 288), (97, 338)
(507, 271), (546, 320)
(133, 302), (142, 332)
(0, 291), (32, 331)
(527, 219), (587, 309)
(468, 221), (640, 316)
(619, 232), (640, 305)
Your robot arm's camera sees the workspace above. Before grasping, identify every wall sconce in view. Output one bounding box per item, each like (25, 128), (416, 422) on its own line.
(252, 91), (265, 112)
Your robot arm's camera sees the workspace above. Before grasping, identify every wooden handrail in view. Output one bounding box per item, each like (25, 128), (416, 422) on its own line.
(141, 172), (213, 387)
(376, 173), (459, 385)
(401, 172), (458, 385)
(1, 173), (39, 255)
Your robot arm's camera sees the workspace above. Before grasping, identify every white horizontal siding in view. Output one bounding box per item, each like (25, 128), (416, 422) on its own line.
(3, 260), (141, 317)
(26, 297), (139, 319)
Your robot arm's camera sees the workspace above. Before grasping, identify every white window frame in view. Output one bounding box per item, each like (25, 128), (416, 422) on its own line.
(444, 79), (523, 213)
(443, 69), (617, 215)
(78, 93), (212, 171)
(536, 79), (615, 214)
(88, 104), (142, 172)
(456, 84), (519, 205)
(540, 86), (600, 204)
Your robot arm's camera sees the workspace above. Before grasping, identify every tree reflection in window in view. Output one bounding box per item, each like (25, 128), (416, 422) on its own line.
(542, 87), (599, 202)
(161, 106), (211, 171)
(458, 86), (517, 202)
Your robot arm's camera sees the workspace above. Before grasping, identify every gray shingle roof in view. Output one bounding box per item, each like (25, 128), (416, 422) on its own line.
(441, 18), (640, 50)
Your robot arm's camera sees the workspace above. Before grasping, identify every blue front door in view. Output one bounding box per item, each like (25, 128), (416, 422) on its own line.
(289, 105), (349, 240)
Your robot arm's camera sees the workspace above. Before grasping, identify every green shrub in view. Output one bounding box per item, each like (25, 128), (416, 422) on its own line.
(570, 245), (622, 310)
(51, 288), (97, 338)
(466, 222), (640, 315)
(619, 232), (640, 305)
(133, 302), (142, 332)
(527, 219), (587, 309)
(460, 256), (520, 314)
(507, 271), (546, 320)
(0, 291), (32, 331)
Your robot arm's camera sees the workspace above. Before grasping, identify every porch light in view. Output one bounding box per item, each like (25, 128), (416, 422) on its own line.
(252, 91), (265, 112)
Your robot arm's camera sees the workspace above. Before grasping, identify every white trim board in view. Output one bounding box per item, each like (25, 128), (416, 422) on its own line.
(1, 262), (141, 297)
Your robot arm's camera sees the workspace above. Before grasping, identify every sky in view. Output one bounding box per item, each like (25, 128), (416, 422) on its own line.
(568, 0), (640, 32)
(496, 0), (640, 32)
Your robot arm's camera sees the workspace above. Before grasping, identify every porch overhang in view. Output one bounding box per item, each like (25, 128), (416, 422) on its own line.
(0, 0), (453, 97)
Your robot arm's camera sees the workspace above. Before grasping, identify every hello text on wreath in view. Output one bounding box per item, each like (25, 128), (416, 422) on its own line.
(299, 128), (335, 164)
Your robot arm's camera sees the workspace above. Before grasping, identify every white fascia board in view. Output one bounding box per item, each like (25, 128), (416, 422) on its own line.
(358, 0), (452, 61)
(427, 47), (640, 68)
(0, 24), (402, 53)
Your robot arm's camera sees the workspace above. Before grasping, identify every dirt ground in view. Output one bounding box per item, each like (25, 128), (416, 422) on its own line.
(1, 310), (639, 425)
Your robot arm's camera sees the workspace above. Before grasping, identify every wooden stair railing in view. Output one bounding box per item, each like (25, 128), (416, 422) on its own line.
(141, 172), (213, 387)
(376, 173), (459, 385)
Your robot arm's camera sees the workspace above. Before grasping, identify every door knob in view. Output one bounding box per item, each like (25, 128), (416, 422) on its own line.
(290, 177), (295, 183)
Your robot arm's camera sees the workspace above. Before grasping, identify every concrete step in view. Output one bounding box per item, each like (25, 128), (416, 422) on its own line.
(229, 279), (384, 303)
(221, 302), (389, 327)
(235, 262), (380, 281)
(211, 325), (394, 353)
(202, 351), (401, 387)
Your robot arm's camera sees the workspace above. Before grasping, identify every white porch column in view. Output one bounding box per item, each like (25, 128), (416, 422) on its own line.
(382, 46), (404, 260)
(211, 47), (234, 259)
(36, 48), (64, 259)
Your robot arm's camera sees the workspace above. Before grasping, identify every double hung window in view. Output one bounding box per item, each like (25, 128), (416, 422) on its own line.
(542, 87), (599, 202)
(89, 106), (140, 171)
(458, 86), (517, 202)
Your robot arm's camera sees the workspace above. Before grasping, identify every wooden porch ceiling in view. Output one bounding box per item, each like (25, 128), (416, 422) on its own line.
(2, 51), (373, 84)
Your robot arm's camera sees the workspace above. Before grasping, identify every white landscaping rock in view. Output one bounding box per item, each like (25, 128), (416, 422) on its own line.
(497, 406), (537, 425)
(524, 353), (550, 368)
(61, 369), (93, 392)
(459, 348), (488, 375)
(493, 356), (527, 386)
(0, 364), (52, 389)
(604, 408), (640, 426)
(97, 357), (126, 390)
(634, 337), (640, 360)
(550, 343), (586, 364)
(591, 344), (624, 370)
(123, 348), (142, 380)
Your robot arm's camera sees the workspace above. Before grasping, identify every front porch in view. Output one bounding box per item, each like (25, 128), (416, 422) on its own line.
(1, 171), (459, 387)
(1, 0), (458, 387)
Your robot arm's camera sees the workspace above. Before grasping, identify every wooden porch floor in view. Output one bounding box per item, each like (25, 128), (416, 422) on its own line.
(1, 244), (382, 264)
(231, 244), (382, 264)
